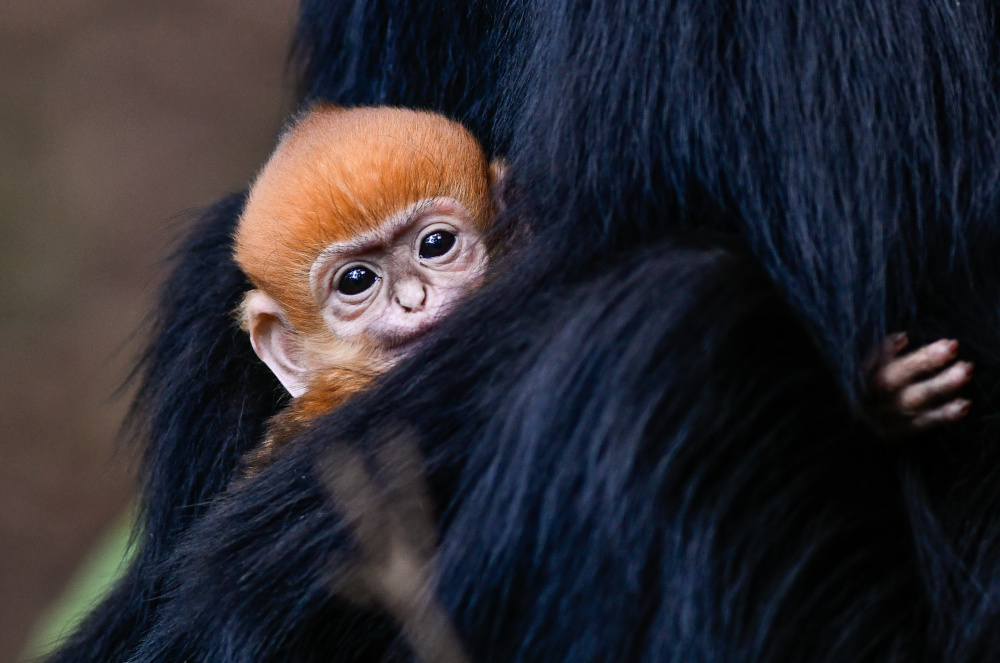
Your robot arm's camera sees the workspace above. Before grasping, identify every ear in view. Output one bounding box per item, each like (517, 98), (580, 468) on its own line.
(241, 289), (310, 398)
(488, 157), (509, 213)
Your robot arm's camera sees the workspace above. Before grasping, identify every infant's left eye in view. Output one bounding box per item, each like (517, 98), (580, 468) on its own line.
(419, 231), (456, 259)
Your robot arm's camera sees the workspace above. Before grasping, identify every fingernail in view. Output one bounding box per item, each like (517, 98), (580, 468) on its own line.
(892, 332), (908, 348)
(956, 399), (971, 416)
(941, 339), (958, 356)
(964, 362), (974, 378)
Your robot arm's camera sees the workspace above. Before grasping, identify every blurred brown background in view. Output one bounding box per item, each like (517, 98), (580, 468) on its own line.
(0, 1), (297, 660)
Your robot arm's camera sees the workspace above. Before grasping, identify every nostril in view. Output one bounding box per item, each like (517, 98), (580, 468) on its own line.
(395, 281), (428, 312)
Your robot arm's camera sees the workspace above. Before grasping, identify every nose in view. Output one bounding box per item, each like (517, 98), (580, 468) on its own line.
(393, 278), (427, 312)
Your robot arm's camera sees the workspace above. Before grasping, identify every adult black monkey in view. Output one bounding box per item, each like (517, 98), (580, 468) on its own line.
(51, 0), (1000, 662)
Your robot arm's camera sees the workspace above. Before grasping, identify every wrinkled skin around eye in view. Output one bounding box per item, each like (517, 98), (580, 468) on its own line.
(310, 197), (488, 360)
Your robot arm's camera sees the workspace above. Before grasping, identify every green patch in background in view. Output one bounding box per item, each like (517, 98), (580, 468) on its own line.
(21, 508), (136, 662)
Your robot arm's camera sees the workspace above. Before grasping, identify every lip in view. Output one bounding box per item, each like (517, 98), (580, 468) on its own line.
(383, 324), (434, 355)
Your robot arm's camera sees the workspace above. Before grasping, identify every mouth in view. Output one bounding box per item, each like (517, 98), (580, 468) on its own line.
(381, 325), (434, 355)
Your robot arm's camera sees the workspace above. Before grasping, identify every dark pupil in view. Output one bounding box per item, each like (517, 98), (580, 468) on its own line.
(337, 267), (377, 295)
(419, 231), (456, 259)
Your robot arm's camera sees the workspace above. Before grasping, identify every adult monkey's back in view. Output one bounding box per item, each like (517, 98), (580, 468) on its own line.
(51, 0), (1000, 661)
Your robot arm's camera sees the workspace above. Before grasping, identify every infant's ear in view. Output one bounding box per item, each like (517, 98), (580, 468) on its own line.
(488, 157), (509, 213)
(240, 289), (310, 398)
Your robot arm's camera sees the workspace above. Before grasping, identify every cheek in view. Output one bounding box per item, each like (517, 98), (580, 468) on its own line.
(428, 236), (487, 290)
(452, 235), (489, 274)
(320, 296), (389, 343)
(425, 264), (487, 314)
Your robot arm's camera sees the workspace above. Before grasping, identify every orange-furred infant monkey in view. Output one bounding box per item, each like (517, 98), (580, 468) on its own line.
(234, 105), (504, 470)
(234, 104), (972, 474)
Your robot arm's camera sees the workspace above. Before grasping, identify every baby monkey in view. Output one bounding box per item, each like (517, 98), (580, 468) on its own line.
(234, 105), (971, 473)
(235, 105), (504, 470)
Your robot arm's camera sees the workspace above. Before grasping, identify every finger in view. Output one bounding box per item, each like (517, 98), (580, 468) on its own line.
(910, 399), (971, 430)
(867, 332), (908, 372)
(896, 361), (974, 411)
(877, 339), (958, 392)
(882, 332), (909, 361)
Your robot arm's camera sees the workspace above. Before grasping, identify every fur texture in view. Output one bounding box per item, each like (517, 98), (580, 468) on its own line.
(45, 193), (285, 663)
(240, 366), (376, 477)
(48, 0), (1000, 661)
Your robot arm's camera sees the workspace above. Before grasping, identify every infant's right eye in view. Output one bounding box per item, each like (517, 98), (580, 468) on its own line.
(337, 266), (378, 295)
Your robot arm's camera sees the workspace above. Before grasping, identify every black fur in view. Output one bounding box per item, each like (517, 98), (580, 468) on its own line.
(48, 0), (1000, 661)
(128, 240), (915, 662)
(293, 0), (514, 155)
(44, 193), (285, 662)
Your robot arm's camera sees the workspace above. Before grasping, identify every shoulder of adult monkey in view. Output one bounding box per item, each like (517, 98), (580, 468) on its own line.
(241, 367), (378, 477)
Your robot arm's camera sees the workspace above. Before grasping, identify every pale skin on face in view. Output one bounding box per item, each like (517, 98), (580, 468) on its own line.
(245, 197), (487, 398)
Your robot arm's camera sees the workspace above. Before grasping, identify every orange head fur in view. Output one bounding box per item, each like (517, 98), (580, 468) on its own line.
(234, 105), (496, 338)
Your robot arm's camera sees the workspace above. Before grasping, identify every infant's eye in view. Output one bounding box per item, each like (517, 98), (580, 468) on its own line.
(419, 231), (456, 259)
(337, 266), (378, 296)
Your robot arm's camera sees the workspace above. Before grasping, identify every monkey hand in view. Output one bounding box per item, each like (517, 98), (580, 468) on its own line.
(869, 333), (972, 437)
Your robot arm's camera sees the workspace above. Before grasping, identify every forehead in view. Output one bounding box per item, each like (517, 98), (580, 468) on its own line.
(314, 197), (473, 256)
(243, 107), (489, 248)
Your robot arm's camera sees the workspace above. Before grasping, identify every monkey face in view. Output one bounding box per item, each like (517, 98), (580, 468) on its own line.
(309, 197), (487, 358)
(235, 107), (500, 398)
